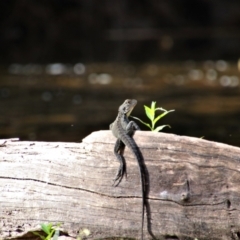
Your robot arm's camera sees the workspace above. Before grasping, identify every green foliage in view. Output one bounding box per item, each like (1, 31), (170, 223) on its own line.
(132, 101), (174, 132)
(32, 223), (61, 240)
(33, 223), (90, 240)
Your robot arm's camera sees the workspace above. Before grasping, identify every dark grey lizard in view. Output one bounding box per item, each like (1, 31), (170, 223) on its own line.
(110, 99), (146, 240)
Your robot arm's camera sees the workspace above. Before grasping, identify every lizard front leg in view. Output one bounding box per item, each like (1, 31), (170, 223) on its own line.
(112, 139), (126, 186)
(126, 120), (141, 135)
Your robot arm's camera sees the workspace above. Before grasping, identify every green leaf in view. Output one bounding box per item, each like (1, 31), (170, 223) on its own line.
(153, 125), (170, 132)
(151, 101), (156, 110)
(153, 110), (175, 126)
(131, 116), (152, 130)
(144, 105), (155, 121)
(41, 223), (52, 235)
(46, 229), (55, 240)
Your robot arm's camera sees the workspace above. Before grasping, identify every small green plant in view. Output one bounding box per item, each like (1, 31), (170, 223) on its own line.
(32, 223), (61, 240)
(132, 101), (174, 132)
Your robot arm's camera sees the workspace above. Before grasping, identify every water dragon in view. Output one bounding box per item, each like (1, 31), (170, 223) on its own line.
(110, 99), (146, 240)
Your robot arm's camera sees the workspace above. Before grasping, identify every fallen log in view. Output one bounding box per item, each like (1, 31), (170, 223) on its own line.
(1, 131), (240, 240)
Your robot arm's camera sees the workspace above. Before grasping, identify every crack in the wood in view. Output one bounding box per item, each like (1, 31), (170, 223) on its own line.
(150, 197), (233, 207)
(3, 175), (233, 207)
(0, 176), (143, 199)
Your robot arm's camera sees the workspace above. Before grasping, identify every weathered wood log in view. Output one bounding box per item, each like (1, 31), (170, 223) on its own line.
(1, 131), (240, 240)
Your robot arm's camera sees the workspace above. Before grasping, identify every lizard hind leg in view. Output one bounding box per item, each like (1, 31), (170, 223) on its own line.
(112, 139), (127, 187)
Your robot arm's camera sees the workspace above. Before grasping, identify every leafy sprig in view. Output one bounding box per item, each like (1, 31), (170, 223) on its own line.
(32, 223), (61, 240)
(132, 101), (174, 132)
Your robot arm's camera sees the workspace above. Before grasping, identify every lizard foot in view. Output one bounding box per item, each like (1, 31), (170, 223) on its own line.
(112, 166), (127, 187)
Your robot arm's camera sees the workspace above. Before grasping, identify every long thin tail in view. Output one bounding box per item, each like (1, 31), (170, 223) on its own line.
(120, 133), (146, 240)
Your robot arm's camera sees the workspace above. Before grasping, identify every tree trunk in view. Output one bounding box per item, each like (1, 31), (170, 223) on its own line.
(1, 131), (240, 240)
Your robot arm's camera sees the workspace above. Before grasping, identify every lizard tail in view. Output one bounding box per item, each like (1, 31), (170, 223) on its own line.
(120, 133), (146, 240)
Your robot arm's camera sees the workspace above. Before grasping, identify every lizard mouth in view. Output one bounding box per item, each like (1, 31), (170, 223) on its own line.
(126, 103), (137, 116)
(126, 99), (137, 116)
(126, 108), (133, 116)
(126, 105), (136, 116)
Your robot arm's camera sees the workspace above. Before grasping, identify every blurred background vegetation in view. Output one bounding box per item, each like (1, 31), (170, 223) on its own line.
(0, 0), (240, 146)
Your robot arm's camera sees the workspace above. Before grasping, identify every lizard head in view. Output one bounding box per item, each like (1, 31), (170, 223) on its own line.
(118, 99), (137, 116)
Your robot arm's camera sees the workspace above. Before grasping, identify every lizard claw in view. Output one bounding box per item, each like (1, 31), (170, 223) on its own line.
(112, 166), (126, 187)
(112, 171), (123, 187)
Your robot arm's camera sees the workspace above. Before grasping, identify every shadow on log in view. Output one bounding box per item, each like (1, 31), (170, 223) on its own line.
(1, 131), (240, 240)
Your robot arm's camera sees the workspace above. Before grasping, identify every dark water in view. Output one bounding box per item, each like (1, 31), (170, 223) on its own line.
(0, 61), (240, 147)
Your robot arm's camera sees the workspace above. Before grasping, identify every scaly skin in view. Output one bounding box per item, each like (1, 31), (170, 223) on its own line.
(110, 99), (146, 240)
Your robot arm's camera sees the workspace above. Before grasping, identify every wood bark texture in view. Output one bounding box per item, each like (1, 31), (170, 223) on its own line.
(1, 131), (240, 240)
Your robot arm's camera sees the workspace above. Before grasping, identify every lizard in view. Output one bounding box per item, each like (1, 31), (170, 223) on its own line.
(110, 99), (146, 240)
